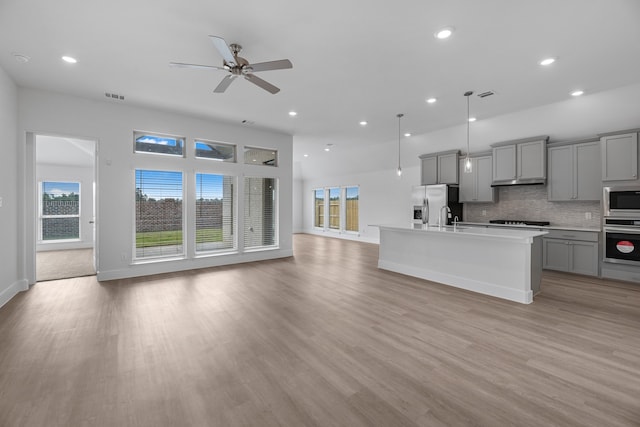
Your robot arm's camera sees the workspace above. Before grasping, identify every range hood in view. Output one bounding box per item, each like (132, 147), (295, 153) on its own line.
(491, 178), (546, 187)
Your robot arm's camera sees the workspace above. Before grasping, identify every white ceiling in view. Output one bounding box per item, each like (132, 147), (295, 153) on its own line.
(3, 0), (640, 161)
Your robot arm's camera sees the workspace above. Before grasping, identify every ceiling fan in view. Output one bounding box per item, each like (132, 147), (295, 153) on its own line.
(169, 36), (292, 94)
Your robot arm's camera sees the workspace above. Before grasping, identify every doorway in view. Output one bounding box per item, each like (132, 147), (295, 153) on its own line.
(34, 135), (97, 281)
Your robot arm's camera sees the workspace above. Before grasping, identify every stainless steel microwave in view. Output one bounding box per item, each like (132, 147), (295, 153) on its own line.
(604, 186), (640, 217)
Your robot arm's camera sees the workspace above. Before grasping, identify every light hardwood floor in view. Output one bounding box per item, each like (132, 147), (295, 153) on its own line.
(1, 234), (639, 426)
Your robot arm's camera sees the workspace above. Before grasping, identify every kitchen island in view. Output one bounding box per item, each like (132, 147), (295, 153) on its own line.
(376, 224), (547, 304)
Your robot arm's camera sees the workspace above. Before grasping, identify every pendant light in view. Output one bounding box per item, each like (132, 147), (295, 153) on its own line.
(464, 91), (473, 173)
(396, 113), (404, 177)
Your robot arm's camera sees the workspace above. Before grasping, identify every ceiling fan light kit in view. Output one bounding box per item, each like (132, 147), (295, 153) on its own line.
(169, 36), (293, 94)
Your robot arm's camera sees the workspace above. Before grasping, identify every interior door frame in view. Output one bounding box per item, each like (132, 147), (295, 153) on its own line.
(26, 132), (99, 284)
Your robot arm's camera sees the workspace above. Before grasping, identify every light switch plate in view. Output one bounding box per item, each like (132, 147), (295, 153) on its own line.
(0, 196), (3, 207)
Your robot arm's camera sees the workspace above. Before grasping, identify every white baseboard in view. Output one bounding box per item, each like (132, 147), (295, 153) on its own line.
(0, 279), (28, 309)
(378, 259), (533, 304)
(97, 248), (294, 281)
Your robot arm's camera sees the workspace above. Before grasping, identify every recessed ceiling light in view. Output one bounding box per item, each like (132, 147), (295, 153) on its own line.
(303, 154), (309, 157)
(324, 144), (333, 152)
(404, 133), (411, 137)
(539, 57), (556, 66)
(435, 27), (455, 39)
(426, 98), (437, 104)
(288, 111), (297, 116)
(571, 90), (584, 97)
(359, 121), (368, 126)
(62, 55), (77, 64)
(468, 117), (477, 122)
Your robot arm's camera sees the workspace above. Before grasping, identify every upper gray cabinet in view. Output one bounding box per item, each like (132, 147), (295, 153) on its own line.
(548, 139), (601, 201)
(459, 153), (497, 203)
(491, 136), (548, 185)
(600, 131), (638, 182)
(419, 150), (459, 185)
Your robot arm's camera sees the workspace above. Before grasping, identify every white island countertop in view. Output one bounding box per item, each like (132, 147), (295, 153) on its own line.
(375, 223), (547, 242)
(374, 223), (547, 304)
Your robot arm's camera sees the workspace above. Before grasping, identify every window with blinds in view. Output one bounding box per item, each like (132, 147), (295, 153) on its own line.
(314, 189), (324, 228)
(134, 132), (185, 157)
(328, 187), (340, 230)
(345, 186), (359, 232)
(244, 177), (277, 249)
(40, 181), (80, 241)
(195, 173), (235, 253)
(135, 169), (184, 259)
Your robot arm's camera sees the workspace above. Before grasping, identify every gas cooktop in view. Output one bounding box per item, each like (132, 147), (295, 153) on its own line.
(490, 219), (550, 226)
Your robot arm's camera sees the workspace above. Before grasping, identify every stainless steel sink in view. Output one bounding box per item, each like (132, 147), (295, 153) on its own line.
(438, 225), (468, 230)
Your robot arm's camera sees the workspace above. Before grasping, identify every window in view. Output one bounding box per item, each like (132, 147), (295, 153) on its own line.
(329, 188), (340, 230)
(195, 140), (236, 162)
(134, 131), (184, 157)
(40, 181), (80, 241)
(314, 189), (324, 228)
(313, 185), (359, 235)
(244, 177), (277, 248)
(345, 186), (359, 232)
(244, 147), (277, 166)
(135, 170), (184, 259)
(195, 173), (235, 252)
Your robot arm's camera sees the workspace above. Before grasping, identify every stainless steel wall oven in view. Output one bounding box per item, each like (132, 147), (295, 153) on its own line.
(603, 218), (640, 265)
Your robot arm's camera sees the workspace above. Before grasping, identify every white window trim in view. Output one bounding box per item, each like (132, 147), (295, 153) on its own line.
(312, 185), (359, 236)
(38, 180), (82, 243)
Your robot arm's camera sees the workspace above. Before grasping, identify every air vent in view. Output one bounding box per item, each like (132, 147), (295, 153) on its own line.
(477, 91), (495, 98)
(241, 119), (255, 125)
(104, 92), (125, 100)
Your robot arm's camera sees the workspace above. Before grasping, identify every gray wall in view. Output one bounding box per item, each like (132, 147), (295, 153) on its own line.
(0, 65), (23, 307)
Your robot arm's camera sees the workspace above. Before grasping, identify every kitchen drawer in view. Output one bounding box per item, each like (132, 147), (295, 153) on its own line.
(544, 229), (599, 242)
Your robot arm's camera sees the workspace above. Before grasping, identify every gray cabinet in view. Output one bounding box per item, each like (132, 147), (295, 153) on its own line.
(459, 154), (497, 203)
(491, 136), (548, 185)
(601, 132), (638, 182)
(419, 150), (459, 185)
(548, 140), (601, 201)
(542, 229), (599, 277)
(420, 156), (438, 185)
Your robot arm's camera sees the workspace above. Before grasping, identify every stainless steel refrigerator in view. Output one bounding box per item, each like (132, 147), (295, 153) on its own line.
(411, 184), (463, 226)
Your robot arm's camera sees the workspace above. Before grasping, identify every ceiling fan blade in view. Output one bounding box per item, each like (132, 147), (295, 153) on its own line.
(248, 59), (293, 73)
(214, 75), (237, 93)
(169, 62), (226, 71)
(209, 35), (236, 66)
(244, 74), (280, 94)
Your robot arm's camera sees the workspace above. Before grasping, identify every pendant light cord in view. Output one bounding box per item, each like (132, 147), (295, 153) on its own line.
(397, 113), (404, 176)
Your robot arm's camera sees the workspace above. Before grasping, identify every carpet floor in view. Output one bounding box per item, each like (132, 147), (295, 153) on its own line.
(36, 248), (95, 281)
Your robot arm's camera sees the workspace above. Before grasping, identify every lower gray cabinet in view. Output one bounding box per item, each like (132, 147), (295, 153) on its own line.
(542, 230), (599, 276)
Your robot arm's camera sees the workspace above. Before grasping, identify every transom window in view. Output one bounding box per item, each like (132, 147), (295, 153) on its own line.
(134, 131), (185, 157)
(244, 147), (277, 166)
(195, 140), (236, 162)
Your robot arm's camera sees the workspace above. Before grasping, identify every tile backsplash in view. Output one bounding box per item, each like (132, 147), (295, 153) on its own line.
(463, 185), (601, 228)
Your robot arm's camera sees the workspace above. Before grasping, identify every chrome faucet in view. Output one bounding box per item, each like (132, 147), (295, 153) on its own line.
(439, 206), (452, 228)
(453, 215), (459, 228)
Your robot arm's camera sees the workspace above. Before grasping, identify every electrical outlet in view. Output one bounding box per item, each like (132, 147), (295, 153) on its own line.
(585, 212), (592, 220)
(482, 210), (487, 216)
(121, 252), (127, 262)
